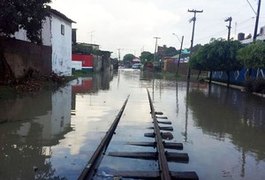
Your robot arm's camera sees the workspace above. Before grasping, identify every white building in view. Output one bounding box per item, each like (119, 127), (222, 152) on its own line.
(239, 26), (265, 44)
(14, 8), (75, 76)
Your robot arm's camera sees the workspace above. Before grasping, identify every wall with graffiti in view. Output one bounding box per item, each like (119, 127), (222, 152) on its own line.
(212, 68), (265, 85)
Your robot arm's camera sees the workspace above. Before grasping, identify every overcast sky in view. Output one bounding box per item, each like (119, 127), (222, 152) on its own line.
(50, 0), (264, 58)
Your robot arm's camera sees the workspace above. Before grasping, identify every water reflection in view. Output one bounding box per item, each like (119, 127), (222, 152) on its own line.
(72, 69), (113, 95)
(0, 86), (72, 179)
(188, 84), (265, 161)
(1, 69), (264, 179)
(0, 70), (114, 179)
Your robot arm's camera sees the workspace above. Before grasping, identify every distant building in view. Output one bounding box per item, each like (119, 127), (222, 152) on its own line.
(14, 8), (75, 76)
(238, 25), (265, 44)
(132, 58), (140, 64)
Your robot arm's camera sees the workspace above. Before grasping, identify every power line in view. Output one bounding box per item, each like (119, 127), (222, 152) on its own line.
(246, 0), (257, 15)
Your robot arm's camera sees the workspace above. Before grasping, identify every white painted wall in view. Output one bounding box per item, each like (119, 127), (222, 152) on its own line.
(72, 61), (82, 70)
(50, 14), (72, 76)
(42, 17), (52, 46)
(13, 11), (73, 76)
(13, 29), (28, 41)
(50, 85), (72, 137)
(13, 18), (52, 46)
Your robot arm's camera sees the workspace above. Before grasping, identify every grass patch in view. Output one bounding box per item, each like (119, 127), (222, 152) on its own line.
(72, 70), (93, 77)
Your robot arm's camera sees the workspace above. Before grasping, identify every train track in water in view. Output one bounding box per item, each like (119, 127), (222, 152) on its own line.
(78, 96), (130, 180)
(78, 90), (199, 180)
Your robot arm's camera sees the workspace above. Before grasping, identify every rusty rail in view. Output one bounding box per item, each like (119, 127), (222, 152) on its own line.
(147, 89), (171, 180)
(78, 95), (130, 180)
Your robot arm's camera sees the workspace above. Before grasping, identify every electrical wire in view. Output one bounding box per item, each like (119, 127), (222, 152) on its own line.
(246, 0), (257, 15)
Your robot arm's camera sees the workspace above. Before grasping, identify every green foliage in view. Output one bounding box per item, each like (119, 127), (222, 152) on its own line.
(156, 46), (178, 60)
(190, 39), (243, 72)
(164, 47), (178, 57)
(93, 50), (111, 57)
(0, 0), (51, 44)
(237, 40), (265, 69)
(72, 43), (93, 54)
(140, 51), (154, 63)
(72, 43), (111, 58)
(123, 54), (135, 65)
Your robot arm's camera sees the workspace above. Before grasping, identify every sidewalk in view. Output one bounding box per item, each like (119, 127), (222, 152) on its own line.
(206, 80), (265, 98)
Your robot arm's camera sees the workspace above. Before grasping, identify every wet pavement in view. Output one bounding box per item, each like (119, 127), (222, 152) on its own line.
(0, 69), (265, 179)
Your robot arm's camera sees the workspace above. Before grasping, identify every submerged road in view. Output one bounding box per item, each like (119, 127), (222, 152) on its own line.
(0, 69), (265, 179)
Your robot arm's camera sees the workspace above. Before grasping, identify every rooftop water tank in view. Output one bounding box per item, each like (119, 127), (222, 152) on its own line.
(238, 33), (245, 41)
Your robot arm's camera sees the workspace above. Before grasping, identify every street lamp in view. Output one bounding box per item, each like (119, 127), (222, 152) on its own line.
(172, 33), (182, 44)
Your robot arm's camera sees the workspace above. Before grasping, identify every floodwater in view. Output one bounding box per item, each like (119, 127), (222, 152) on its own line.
(0, 69), (265, 180)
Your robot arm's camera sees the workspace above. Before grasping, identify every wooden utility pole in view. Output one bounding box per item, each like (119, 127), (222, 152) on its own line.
(153, 37), (161, 62)
(172, 33), (184, 73)
(253, 0), (261, 41)
(225, 17), (232, 41)
(118, 48), (121, 61)
(177, 36), (184, 71)
(187, 9), (203, 81)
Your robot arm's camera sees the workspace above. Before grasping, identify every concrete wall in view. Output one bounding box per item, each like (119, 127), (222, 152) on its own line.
(102, 55), (111, 71)
(13, 13), (72, 76)
(50, 15), (72, 76)
(212, 68), (265, 85)
(42, 16), (52, 46)
(1, 38), (52, 78)
(93, 55), (102, 72)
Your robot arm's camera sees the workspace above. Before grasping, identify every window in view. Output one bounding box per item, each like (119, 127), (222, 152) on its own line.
(61, 24), (65, 35)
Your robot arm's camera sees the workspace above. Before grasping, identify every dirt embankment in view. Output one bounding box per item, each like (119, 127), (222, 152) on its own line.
(1, 69), (71, 93)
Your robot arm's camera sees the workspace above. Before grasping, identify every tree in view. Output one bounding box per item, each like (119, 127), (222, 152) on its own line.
(0, 0), (50, 82)
(164, 47), (178, 57)
(189, 44), (204, 79)
(190, 40), (243, 86)
(140, 51), (153, 63)
(213, 40), (243, 87)
(72, 43), (93, 54)
(123, 54), (135, 67)
(238, 40), (265, 70)
(0, 0), (51, 44)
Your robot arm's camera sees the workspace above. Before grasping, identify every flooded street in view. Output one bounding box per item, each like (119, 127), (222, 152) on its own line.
(1, 69), (265, 180)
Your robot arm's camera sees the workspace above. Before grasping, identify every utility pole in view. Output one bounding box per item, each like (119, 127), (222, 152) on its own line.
(187, 9), (203, 81)
(253, 0), (261, 41)
(117, 48), (121, 61)
(89, 31), (94, 44)
(178, 36), (184, 69)
(153, 36), (161, 63)
(225, 17), (232, 41)
(172, 33), (184, 71)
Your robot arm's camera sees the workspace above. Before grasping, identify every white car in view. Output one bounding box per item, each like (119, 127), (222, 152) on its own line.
(132, 63), (141, 69)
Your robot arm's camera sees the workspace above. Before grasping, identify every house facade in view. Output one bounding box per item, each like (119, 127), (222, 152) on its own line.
(14, 8), (75, 76)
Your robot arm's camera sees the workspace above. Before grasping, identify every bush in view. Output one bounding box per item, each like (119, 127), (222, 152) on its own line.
(244, 79), (265, 94)
(253, 79), (265, 94)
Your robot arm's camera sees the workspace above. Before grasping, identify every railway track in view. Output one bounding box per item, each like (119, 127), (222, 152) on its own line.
(78, 90), (199, 180)
(78, 96), (130, 180)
